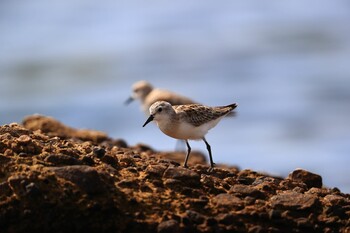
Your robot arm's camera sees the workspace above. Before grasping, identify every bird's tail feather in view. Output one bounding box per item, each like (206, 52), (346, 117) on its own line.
(224, 103), (237, 117)
(226, 103), (238, 109)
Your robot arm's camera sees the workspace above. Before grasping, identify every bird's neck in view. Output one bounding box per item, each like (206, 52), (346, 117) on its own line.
(156, 112), (177, 132)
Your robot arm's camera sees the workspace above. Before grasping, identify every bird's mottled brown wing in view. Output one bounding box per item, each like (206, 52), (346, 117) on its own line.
(174, 104), (234, 127)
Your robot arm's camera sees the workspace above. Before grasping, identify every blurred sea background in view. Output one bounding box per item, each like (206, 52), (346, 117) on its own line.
(1, 1), (350, 192)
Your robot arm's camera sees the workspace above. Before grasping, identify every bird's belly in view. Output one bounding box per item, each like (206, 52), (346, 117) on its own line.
(160, 122), (209, 140)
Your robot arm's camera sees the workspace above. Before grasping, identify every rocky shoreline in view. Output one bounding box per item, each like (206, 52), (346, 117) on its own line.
(0, 115), (349, 233)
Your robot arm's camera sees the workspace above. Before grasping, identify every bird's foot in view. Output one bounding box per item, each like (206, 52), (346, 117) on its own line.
(207, 164), (215, 172)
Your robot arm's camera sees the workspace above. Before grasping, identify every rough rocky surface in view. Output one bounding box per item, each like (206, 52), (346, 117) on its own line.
(0, 115), (349, 233)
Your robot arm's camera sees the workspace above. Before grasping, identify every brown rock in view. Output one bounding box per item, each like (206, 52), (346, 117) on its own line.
(230, 184), (266, 199)
(323, 194), (347, 206)
(306, 187), (330, 197)
(0, 123), (30, 137)
(112, 139), (128, 148)
(92, 147), (106, 158)
(22, 114), (108, 143)
(45, 154), (81, 165)
(237, 169), (259, 185)
(117, 179), (139, 189)
(248, 226), (264, 233)
(212, 193), (243, 210)
(17, 135), (32, 144)
(0, 182), (12, 198)
(163, 178), (184, 192)
(163, 167), (200, 186)
(133, 143), (154, 152)
(119, 154), (136, 167)
(48, 165), (108, 194)
(0, 155), (11, 164)
(8, 175), (27, 195)
(288, 169), (322, 189)
(100, 154), (118, 168)
(1, 116), (350, 233)
(157, 220), (180, 233)
(217, 213), (235, 225)
(146, 164), (168, 177)
(187, 197), (209, 208)
(8, 132), (43, 155)
(24, 182), (41, 197)
(185, 210), (205, 224)
(270, 191), (320, 210)
(279, 179), (308, 191)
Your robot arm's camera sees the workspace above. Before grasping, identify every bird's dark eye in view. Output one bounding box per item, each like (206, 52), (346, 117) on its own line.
(158, 107), (162, 113)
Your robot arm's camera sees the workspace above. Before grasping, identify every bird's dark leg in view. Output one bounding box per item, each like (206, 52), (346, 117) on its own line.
(203, 137), (215, 171)
(183, 140), (191, 168)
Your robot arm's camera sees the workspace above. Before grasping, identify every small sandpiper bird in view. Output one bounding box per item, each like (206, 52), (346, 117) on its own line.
(142, 101), (237, 171)
(125, 80), (196, 115)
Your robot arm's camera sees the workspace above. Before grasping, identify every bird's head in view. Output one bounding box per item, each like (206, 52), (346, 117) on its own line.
(143, 101), (173, 127)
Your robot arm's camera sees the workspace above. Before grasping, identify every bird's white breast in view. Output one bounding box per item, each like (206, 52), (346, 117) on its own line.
(157, 117), (223, 140)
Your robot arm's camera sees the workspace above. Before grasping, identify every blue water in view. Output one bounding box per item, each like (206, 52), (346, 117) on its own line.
(1, 0), (350, 193)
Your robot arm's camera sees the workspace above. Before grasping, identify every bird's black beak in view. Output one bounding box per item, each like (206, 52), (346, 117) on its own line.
(124, 96), (134, 105)
(142, 115), (154, 127)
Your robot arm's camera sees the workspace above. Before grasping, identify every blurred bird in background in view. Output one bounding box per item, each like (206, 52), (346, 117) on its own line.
(125, 80), (197, 115)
